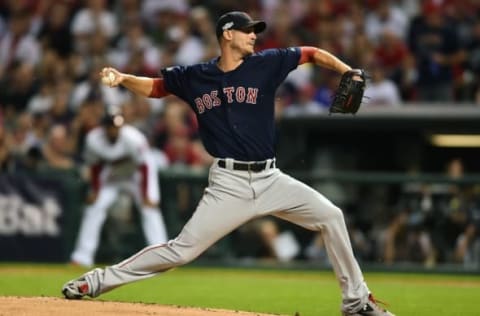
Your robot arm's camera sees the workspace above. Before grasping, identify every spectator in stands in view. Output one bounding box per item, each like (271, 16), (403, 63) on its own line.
(114, 0), (141, 24)
(462, 20), (480, 102)
(49, 80), (76, 127)
(120, 96), (154, 134)
(454, 222), (479, 267)
(257, 3), (295, 50)
(364, 61), (402, 107)
(142, 1), (188, 47)
(312, 71), (341, 109)
(434, 158), (473, 260)
(164, 19), (207, 66)
(153, 99), (195, 147)
(71, 0), (118, 52)
(26, 82), (54, 115)
(163, 127), (207, 169)
(298, 0), (334, 41)
(0, 9), (40, 80)
(4, 110), (43, 171)
(159, 100), (211, 169)
(69, 97), (104, 158)
(396, 53), (419, 101)
(449, 159), (480, 268)
(380, 208), (436, 266)
(189, 6), (220, 62)
(344, 31), (374, 71)
(283, 84), (325, 117)
(110, 16), (160, 75)
(41, 124), (75, 170)
(0, 124), (15, 172)
(36, 1), (73, 58)
(0, 62), (38, 116)
(304, 230), (330, 264)
(36, 48), (69, 85)
(9, 112), (33, 157)
(365, 0), (408, 44)
(70, 61), (126, 111)
(407, 0), (465, 102)
(119, 98), (170, 172)
(234, 218), (301, 262)
(374, 29), (410, 80)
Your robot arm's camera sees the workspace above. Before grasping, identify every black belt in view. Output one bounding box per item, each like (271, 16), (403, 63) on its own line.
(217, 159), (275, 172)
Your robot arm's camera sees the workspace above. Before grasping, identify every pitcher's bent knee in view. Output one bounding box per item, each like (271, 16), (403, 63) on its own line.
(313, 203), (346, 228)
(321, 205), (348, 230)
(330, 205), (345, 221)
(175, 249), (200, 266)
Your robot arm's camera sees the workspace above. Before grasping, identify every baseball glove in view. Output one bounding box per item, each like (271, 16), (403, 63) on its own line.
(329, 69), (366, 114)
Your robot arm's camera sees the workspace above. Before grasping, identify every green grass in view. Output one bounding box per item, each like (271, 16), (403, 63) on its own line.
(0, 263), (479, 315)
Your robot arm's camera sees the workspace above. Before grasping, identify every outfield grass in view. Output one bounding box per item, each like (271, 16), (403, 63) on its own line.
(0, 263), (479, 315)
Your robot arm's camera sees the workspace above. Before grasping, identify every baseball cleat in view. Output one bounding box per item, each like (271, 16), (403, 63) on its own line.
(62, 277), (90, 299)
(343, 294), (395, 316)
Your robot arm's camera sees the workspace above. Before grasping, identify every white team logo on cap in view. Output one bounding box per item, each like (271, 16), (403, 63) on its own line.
(222, 22), (234, 30)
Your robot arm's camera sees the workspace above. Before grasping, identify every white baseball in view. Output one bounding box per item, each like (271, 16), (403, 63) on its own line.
(102, 71), (115, 86)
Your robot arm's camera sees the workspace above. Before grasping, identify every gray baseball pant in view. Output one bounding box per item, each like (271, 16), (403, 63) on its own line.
(83, 159), (369, 313)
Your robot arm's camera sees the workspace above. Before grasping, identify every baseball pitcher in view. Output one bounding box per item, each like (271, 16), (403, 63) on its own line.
(63, 11), (394, 316)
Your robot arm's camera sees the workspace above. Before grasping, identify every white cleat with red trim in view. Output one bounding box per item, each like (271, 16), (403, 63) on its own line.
(343, 294), (395, 316)
(62, 268), (102, 299)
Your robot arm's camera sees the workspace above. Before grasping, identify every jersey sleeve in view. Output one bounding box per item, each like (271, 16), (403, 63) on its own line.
(133, 140), (150, 165)
(264, 47), (301, 87)
(160, 65), (188, 100)
(126, 127), (150, 164)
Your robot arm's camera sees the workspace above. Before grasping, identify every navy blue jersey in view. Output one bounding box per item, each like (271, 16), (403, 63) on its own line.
(161, 47), (301, 161)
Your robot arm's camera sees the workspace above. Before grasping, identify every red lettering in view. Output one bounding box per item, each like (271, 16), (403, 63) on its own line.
(194, 98), (205, 114)
(223, 87), (234, 103)
(246, 88), (258, 104)
(211, 90), (221, 106)
(196, 87), (258, 112)
(202, 94), (213, 109)
(236, 86), (246, 103)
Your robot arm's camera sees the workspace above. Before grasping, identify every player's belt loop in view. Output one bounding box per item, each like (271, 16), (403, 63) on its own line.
(225, 158), (234, 170)
(266, 158), (276, 169)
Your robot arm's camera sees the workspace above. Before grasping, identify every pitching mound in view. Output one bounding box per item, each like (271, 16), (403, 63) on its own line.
(0, 296), (279, 316)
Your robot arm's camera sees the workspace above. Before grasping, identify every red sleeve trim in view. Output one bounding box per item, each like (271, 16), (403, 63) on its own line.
(91, 164), (102, 193)
(139, 163), (148, 200)
(149, 78), (170, 98)
(299, 46), (317, 65)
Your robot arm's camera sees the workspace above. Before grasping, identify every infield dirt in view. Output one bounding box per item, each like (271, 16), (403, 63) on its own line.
(0, 296), (281, 316)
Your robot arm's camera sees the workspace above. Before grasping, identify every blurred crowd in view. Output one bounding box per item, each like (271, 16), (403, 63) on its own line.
(0, 0), (479, 267)
(2, 0), (480, 172)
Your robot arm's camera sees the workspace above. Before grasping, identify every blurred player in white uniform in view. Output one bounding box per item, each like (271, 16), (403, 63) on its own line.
(70, 112), (168, 267)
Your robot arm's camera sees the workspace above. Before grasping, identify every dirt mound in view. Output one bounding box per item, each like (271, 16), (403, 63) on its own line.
(0, 296), (279, 316)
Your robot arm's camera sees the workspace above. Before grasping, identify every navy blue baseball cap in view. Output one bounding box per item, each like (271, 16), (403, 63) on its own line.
(215, 11), (266, 39)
